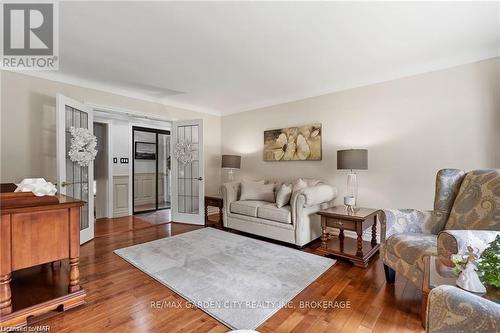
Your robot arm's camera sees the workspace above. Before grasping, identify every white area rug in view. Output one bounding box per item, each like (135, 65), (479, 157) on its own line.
(114, 228), (335, 330)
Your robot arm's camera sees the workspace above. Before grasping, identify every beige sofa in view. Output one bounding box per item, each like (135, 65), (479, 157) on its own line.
(221, 179), (337, 247)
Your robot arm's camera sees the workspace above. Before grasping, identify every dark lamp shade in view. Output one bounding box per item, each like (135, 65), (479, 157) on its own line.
(222, 155), (241, 169)
(337, 149), (368, 170)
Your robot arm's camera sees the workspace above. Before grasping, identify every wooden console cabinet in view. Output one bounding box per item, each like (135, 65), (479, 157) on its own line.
(0, 192), (86, 328)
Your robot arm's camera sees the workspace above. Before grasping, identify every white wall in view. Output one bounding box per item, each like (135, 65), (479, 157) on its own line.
(0, 71), (222, 196)
(111, 119), (132, 176)
(221, 58), (500, 210)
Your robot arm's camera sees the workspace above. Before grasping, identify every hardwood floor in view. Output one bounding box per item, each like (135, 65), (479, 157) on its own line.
(94, 210), (172, 237)
(18, 214), (424, 333)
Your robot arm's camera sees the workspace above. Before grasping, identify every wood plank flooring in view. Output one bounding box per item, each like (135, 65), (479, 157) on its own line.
(18, 214), (424, 333)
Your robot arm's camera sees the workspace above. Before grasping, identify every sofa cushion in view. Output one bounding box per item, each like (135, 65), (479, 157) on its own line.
(257, 204), (291, 224)
(385, 233), (437, 271)
(292, 178), (308, 195)
(240, 182), (275, 202)
(445, 169), (500, 230)
(230, 200), (268, 217)
(276, 183), (292, 208)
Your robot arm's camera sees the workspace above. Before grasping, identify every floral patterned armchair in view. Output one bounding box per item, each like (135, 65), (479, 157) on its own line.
(380, 169), (500, 287)
(426, 285), (500, 333)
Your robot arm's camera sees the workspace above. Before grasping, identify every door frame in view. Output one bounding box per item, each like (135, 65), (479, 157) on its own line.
(132, 125), (171, 215)
(56, 94), (94, 244)
(93, 118), (113, 218)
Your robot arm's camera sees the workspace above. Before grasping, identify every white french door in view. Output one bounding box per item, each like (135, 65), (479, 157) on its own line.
(171, 119), (204, 225)
(56, 94), (94, 244)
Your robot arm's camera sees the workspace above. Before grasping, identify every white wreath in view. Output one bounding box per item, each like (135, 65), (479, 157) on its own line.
(68, 127), (97, 167)
(173, 141), (195, 165)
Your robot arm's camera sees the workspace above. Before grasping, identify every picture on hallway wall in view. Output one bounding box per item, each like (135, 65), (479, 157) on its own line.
(263, 123), (322, 161)
(135, 142), (156, 160)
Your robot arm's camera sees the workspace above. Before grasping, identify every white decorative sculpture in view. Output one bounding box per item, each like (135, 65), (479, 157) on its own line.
(15, 178), (57, 196)
(452, 245), (487, 293)
(456, 261), (487, 293)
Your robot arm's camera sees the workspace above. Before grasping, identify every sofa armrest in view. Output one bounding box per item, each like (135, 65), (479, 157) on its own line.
(437, 230), (500, 266)
(292, 184), (337, 208)
(427, 285), (500, 333)
(220, 182), (240, 223)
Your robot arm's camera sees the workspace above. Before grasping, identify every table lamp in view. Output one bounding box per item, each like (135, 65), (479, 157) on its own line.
(222, 155), (241, 182)
(337, 149), (368, 211)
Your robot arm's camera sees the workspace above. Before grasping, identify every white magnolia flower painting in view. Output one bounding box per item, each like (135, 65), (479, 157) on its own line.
(263, 123), (322, 161)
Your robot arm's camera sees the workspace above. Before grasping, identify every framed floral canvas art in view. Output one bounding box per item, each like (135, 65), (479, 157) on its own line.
(263, 123), (322, 161)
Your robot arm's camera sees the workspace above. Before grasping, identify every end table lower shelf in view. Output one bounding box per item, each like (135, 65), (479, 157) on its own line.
(316, 236), (380, 268)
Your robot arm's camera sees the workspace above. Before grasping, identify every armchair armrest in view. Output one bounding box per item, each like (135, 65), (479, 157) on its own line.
(437, 230), (500, 266)
(427, 285), (500, 333)
(381, 209), (443, 243)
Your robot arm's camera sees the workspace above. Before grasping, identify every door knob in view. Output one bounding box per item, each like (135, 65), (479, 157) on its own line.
(197, 177), (203, 181)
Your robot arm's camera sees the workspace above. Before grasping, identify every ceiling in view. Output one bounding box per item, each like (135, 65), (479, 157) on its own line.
(30, 2), (500, 115)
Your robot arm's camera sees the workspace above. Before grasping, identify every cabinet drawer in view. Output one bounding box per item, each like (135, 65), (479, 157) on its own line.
(326, 218), (355, 230)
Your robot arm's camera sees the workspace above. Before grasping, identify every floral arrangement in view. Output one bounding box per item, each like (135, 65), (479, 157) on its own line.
(68, 127), (97, 167)
(173, 140), (195, 165)
(477, 236), (500, 288)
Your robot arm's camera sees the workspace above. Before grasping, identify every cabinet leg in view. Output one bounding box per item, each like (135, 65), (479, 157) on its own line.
(320, 217), (328, 248)
(0, 273), (12, 315)
(218, 206), (223, 228)
(205, 205), (209, 226)
(69, 257), (81, 293)
(356, 231), (363, 256)
(371, 220), (377, 247)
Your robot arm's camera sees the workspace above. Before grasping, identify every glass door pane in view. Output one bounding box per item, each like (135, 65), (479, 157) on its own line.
(176, 124), (199, 214)
(65, 105), (89, 231)
(133, 129), (157, 213)
(158, 133), (170, 209)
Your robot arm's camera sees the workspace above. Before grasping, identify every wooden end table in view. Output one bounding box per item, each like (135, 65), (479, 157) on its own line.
(316, 206), (381, 268)
(204, 195), (223, 228)
(421, 255), (500, 327)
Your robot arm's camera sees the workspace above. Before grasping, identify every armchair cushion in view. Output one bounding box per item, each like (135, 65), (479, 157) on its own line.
(437, 230), (500, 266)
(445, 169), (500, 230)
(384, 233), (437, 272)
(427, 285), (500, 333)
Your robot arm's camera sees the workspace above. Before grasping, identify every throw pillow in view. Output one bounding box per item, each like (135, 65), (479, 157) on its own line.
(276, 183), (292, 208)
(240, 182), (275, 202)
(292, 178), (308, 195)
